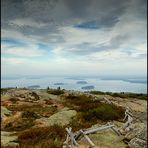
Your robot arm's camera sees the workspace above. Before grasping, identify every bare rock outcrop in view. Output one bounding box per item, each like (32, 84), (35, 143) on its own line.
(35, 109), (77, 127)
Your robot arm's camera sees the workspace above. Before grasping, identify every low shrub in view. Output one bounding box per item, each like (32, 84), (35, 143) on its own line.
(82, 103), (125, 121)
(69, 113), (94, 131)
(18, 125), (66, 147)
(22, 111), (39, 119)
(89, 91), (106, 95)
(9, 97), (20, 103)
(3, 118), (35, 132)
(64, 94), (104, 114)
(44, 99), (53, 105)
(47, 89), (64, 95)
(7, 104), (57, 116)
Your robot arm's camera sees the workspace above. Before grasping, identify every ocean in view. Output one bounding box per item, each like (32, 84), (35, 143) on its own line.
(1, 76), (147, 93)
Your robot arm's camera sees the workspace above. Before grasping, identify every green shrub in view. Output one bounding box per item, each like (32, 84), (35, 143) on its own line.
(64, 94), (100, 111)
(82, 103), (124, 121)
(47, 89), (64, 95)
(111, 93), (126, 98)
(89, 91), (106, 95)
(22, 111), (39, 119)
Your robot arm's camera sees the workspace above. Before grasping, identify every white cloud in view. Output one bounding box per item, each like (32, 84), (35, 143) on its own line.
(59, 26), (111, 45)
(1, 57), (28, 65)
(1, 42), (45, 57)
(1, 0), (146, 77)
(10, 18), (47, 28)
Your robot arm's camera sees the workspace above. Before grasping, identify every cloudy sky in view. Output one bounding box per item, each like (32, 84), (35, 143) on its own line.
(1, 0), (147, 77)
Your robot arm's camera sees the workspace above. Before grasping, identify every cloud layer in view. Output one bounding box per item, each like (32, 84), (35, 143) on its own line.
(1, 0), (147, 77)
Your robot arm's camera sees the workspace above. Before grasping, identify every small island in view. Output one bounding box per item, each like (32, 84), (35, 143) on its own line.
(81, 85), (95, 90)
(54, 83), (65, 85)
(76, 81), (88, 84)
(28, 85), (40, 89)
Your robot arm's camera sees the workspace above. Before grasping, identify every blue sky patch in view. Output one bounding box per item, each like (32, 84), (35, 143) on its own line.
(75, 21), (99, 29)
(2, 38), (27, 47)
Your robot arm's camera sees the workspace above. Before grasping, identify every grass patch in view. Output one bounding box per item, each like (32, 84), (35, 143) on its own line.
(3, 111), (39, 132)
(3, 118), (35, 132)
(18, 125), (66, 147)
(7, 104), (57, 116)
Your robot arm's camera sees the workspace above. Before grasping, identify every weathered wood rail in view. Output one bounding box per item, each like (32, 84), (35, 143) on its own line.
(120, 108), (133, 130)
(63, 98), (134, 148)
(63, 122), (123, 148)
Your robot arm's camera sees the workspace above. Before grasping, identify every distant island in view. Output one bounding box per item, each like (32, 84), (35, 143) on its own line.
(65, 77), (85, 80)
(81, 85), (94, 90)
(54, 83), (65, 85)
(28, 85), (40, 89)
(123, 79), (147, 84)
(76, 81), (88, 84)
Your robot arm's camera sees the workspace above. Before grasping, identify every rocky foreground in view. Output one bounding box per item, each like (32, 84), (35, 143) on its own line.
(1, 88), (147, 148)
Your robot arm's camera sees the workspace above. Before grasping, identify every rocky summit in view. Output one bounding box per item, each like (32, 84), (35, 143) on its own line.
(1, 88), (147, 148)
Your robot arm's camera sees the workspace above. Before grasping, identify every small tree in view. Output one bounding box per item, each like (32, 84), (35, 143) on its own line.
(57, 86), (60, 90)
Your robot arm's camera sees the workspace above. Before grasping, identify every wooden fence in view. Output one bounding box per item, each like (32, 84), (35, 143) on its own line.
(63, 106), (133, 148)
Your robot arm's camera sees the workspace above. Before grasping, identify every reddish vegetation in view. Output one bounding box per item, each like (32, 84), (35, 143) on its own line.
(18, 126), (66, 147)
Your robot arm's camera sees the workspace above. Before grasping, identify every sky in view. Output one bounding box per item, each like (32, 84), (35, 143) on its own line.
(1, 0), (147, 78)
